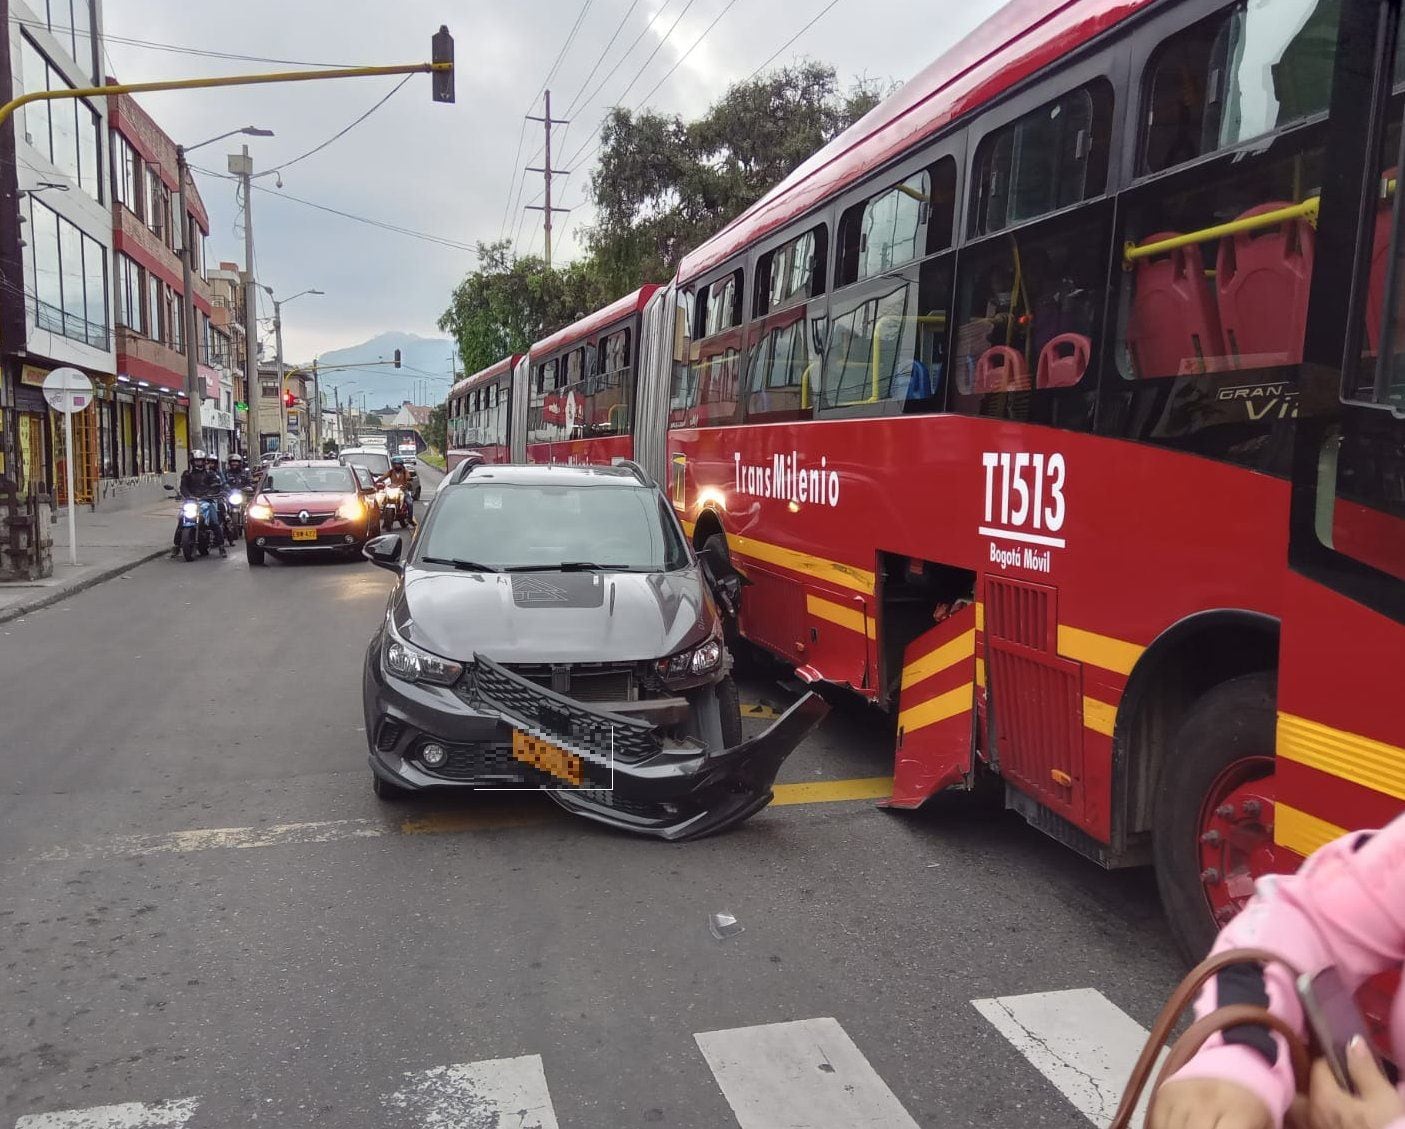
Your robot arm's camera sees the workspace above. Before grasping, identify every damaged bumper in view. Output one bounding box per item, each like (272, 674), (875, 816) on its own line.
(363, 651), (829, 841)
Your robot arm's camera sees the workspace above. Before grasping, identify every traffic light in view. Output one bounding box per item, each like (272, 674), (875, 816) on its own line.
(393, 348), (402, 369)
(284, 390), (295, 408)
(431, 27), (454, 104)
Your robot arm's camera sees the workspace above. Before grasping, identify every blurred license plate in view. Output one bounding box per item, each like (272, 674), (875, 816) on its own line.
(291, 528), (317, 541)
(511, 730), (583, 785)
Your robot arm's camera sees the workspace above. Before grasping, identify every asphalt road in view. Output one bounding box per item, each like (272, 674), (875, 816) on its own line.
(0, 461), (1185, 1128)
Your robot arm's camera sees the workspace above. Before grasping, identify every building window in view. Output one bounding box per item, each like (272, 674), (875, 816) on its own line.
(147, 272), (164, 345)
(28, 199), (108, 349)
(37, 0), (97, 81)
(19, 34), (102, 202)
(113, 133), (145, 219)
(148, 170), (173, 247)
(116, 253), (145, 335)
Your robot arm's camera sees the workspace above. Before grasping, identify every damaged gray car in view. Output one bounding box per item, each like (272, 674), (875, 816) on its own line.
(360, 461), (827, 841)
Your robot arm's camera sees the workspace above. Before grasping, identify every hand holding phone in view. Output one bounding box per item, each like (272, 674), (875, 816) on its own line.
(1297, 968), (1383, 1093)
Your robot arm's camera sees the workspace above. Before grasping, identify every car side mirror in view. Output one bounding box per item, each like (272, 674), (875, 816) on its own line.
(163, 483), (174, 492)
(363, 534), (403, 573)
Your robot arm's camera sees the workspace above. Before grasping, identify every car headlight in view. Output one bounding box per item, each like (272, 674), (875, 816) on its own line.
(383, 620), (463, 686)
(657, 635), (724, 684)
(181, 501), (200, 520)
(228, 490), (245, 506)
(336, 498), (365, 520)
(247, 502), (274, 521)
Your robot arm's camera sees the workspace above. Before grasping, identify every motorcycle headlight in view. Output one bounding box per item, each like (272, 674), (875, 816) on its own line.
(228, 490), (245, 505)
(336, 498), (364, 520)
(181, 501), (200, 520)
(382, 620), (463, 686)
(657, 635), (724, 684)
(247, 502), (274, 521)
(385, 487), (402, 500)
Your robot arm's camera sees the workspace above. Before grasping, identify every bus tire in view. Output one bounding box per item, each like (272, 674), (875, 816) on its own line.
(1152, 671), (1279, 964)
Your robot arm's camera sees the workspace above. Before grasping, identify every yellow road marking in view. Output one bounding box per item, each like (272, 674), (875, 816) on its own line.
(1057, 624), (1144, 676)
(901, 629), (975, 691)
(770, 776), (893, 806)
(741, 702), (781, 720)
(1278, 712), (1405, 802)
(400, 808), (553, 835)
(1275, 802), (1347, 859)
(897, 682), (973, 735)
(1082, 695), (1117, 737)
(806, 593), (875, 639)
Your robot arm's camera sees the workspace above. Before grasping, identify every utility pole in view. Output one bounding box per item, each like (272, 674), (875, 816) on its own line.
(311, 359), (320, 454)
(230, 146), (260, 461)
(271, 297), (286, 453)
(175, 145), (202, 461)
(525, 90), (570, 268)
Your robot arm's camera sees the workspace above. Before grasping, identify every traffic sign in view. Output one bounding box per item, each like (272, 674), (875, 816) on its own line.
(42, 366), (94, 414)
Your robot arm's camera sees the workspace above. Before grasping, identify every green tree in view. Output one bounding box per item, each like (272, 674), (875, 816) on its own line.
(424, 403), (448, 454)
(438, 240), (609, 376)
(587, 62), (885, 292)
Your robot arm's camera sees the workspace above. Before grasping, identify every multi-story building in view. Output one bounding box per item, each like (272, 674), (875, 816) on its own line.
(207, 261), (249, 458)
(0, 0), (116, 505)
(108, 87), (213, 490)
(257, 361), (309, 456)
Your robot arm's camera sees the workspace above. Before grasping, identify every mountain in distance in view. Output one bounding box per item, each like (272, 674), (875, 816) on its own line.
(312, 331), (458, 409)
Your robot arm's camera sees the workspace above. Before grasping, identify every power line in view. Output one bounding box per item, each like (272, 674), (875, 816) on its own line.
(745, 0), (846, 80)
(256, 74), (412, 179)
(191, 164), (482, 253)
(562, 0), (645, 117)
(560, 0), (673, 129)
(634, 0), (742, 110)
(13, 16), (368, 69)
(498, 127), (530, 240)
(561, 0), (701, 171)
(531, 0), (598, 108)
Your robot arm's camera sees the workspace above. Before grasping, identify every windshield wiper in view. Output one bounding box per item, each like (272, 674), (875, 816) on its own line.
(505, 561), (645, 572)
(421, 556), (500, 572)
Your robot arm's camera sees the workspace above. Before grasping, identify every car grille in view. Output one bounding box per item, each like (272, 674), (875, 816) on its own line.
(571, 788), (676, 821)
(274, 510), (336, 526)
(458, 655), (661, 764)
(504, 663), (635, 702)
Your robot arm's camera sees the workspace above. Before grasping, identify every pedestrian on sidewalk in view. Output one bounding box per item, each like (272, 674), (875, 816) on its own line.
(1149, 815), (1405, 1129)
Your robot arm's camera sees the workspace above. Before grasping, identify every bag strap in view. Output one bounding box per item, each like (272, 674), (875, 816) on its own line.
(1108, 947), (1308, 1129)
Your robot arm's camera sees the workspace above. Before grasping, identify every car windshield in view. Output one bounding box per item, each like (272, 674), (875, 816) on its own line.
(263, 466), (354, 493)
(344, 452), (391, 475)
(352, 466), (375, 490)
(420, 482), (690, 571)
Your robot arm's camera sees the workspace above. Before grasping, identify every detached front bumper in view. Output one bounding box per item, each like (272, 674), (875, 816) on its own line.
(363, 649), (829, 841)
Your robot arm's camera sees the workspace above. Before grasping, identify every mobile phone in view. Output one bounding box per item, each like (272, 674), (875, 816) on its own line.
(1297, 968), (1376, 1093)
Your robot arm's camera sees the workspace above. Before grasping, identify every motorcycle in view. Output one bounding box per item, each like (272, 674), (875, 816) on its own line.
(175, 493), (224, 562)
(379, 481), (412, 531)
(224, 486), (248, 541)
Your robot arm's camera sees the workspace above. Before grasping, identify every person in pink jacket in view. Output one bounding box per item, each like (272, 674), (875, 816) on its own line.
(1151, 815), (1405, 1129)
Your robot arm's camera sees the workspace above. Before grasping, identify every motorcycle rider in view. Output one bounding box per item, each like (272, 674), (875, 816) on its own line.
(171, 450), (227, 558)
(225, 453), (253, 491)
(388, 456), (415, 525)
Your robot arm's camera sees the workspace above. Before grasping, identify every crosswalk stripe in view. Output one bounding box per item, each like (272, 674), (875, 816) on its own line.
(15, 1097), (199, 1129)
(973, 989), (1165, 1128)
(381, 1055), (559, 1128)
(694, 1017), (920, 1129)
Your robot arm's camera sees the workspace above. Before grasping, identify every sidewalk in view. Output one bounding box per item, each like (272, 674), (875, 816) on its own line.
(0, 497), (178, 622)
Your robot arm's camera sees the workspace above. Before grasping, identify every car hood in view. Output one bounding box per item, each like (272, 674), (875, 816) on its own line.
(259, 491), (351, 511)
(394, 565), (715, 664)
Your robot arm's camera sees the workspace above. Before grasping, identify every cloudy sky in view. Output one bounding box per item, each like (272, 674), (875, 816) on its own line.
(104, 0), (1004, 364)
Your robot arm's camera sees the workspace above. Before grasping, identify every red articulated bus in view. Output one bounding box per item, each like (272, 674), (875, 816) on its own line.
(520, 286), (661, 466)
(446, 354), (520, 471)
(460, 0), (1405, 960)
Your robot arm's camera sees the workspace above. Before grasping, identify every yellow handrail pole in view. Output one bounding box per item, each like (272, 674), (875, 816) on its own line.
(1123, 197), (1321, 264)
(0, 61), (452, 128)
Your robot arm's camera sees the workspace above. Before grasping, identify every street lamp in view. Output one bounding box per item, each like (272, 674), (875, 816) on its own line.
(262, 286), (324, 455)
(175, 126), (273, 462)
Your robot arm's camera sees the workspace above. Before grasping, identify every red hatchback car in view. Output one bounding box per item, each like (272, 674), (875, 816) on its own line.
(244, 460), (380, 566)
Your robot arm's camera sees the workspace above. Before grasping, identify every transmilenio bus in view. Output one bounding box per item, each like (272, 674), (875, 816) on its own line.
(446, 0), (1405, 960)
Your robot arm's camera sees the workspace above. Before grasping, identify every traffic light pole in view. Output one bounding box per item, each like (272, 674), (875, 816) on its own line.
(273, 298), (287, 453)
(233, 146), (260, 462)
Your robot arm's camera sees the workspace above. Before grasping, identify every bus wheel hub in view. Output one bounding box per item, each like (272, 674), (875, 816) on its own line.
(1198, 756), (1277, 923)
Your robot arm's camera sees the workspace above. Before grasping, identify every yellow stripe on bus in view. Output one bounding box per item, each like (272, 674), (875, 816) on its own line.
(730, 529), (875, 594)
(1278, 712), (1405, 802)
(1275, 802), (1348, 860)
(898, 682), (973, 735)
(900, 629), (975, 691)
(806, 594), (875, 639)
(974, 658), (986, 688)
(1057, 624), (1145, 677)
(975, 601), (984, 631)
(1082, 695), (1118, 737)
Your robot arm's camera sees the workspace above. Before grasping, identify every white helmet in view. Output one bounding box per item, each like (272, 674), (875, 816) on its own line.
(191, 449), (208, 461)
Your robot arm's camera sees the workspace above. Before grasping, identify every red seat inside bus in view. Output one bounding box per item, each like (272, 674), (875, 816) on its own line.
(1036, 333), (1091, 388)
(1216, 202), (1314, 367)
(973, 346), (1030, 392)
(1126, 233), (1224, 379)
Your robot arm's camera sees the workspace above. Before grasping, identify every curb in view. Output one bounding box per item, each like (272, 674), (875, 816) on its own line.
(0, 547), (170, 625)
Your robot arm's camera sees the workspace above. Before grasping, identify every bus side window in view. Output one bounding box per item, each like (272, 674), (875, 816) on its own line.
(747, 225), (826, 423)
(693, 268), (745, 426)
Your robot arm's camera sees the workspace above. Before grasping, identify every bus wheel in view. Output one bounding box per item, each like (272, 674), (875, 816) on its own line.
(1153, 671), (1283, 963)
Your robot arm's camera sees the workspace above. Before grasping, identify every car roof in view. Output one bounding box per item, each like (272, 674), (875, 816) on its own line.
(273, 460), (347, 469)
(448, 463), (651, 488)
(340, 448), (389, 455)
